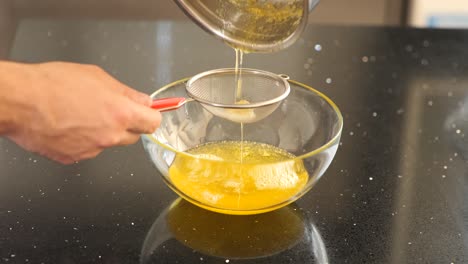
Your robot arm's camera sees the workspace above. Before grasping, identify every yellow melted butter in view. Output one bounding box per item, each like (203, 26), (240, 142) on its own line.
(169, 141), (309, 213)
(223, 99), (256, 121)
(236, 99), (250, 104)
(218, 0), (304, 52)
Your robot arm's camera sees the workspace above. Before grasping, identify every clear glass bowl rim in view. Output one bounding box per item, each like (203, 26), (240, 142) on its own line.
(143, 76), (344, 164)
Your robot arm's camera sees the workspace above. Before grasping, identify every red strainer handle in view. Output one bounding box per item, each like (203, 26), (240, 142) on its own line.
(151, 97), (187, 112)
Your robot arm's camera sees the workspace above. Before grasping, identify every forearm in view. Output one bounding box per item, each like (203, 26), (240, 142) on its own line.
(0, 61), (35, 135)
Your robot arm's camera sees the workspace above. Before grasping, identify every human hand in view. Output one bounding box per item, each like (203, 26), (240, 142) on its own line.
(0, 61), (161, 164)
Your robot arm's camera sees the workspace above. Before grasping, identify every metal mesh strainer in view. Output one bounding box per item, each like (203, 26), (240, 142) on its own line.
(151, 68), (290, 123)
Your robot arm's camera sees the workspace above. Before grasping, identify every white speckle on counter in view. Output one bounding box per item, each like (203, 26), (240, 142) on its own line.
(372, 112), (377, 117)
(326, 78), (332, 84)
(314, 44), (322, 51)
(369, 177), (373, 181)
(362, 56), (369, 63)
(427, 100), (433, 106)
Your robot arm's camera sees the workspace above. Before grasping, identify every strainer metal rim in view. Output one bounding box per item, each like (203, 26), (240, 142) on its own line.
(186, 68), (291, 109)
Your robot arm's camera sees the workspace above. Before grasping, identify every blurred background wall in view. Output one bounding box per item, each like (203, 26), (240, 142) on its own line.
(409, 0), (468, 28)
(7, 0), (468, 28)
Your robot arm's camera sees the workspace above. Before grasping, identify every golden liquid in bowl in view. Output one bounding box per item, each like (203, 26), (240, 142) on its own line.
(169, 141), (309, 214)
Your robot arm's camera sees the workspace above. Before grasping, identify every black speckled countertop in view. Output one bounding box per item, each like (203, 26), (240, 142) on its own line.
(1, 2), (468, 263)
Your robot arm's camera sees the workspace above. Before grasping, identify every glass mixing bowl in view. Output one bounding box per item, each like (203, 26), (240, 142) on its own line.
(142, 75), (343, 215)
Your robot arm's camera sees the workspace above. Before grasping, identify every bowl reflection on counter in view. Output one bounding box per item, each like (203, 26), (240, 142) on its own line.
(140, 198), (329, 263)
(142, 76), (343, 215)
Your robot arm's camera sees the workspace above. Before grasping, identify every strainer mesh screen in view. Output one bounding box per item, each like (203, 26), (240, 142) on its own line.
(187, 71), (287, 106)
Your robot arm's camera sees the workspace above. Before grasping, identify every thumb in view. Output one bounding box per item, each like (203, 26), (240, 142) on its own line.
(127, 99), (162, 134)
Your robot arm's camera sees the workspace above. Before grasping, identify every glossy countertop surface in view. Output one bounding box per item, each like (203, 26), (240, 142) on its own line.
(1, 2), (468, 263)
